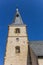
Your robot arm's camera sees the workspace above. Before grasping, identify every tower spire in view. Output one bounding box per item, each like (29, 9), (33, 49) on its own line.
(12, 8), (24, 25)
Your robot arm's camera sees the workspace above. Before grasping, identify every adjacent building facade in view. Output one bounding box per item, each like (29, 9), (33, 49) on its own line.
(4, 9), (43, 65)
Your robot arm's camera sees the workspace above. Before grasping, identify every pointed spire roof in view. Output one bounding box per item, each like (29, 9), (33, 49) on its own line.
(11, 8), (24, 25)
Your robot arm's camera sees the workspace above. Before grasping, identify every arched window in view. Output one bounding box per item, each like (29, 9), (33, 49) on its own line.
(15, 46), (20, 53)
(15, 28), (20, 33)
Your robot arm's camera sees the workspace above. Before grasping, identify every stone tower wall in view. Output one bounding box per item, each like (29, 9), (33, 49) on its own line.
(4, 26), (28, 65)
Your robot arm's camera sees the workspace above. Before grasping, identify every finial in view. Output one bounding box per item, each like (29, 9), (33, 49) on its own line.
(16, 8), (19, 12)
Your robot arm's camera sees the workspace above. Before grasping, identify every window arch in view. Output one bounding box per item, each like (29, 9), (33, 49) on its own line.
(15, 28), (20, 33)
(15, 46), (20, 53)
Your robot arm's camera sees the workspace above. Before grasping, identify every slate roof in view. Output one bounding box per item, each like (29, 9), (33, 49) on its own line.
(11, 8), (24, 25)
(29, 41), (43, 56)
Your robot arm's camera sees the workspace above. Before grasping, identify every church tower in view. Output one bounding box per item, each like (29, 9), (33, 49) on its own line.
(4, 9), (29, 65)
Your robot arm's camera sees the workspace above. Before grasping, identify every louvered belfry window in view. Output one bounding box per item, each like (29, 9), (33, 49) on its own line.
(15, 28), (20, 33)
(15, 46), (20, 53)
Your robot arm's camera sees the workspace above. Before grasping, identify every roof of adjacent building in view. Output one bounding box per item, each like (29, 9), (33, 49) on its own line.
(11, 8), (24, 25)
(29, 41), (43, 56)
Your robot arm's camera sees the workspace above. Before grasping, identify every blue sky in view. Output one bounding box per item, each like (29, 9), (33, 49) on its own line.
(0, 0), (43, 65)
